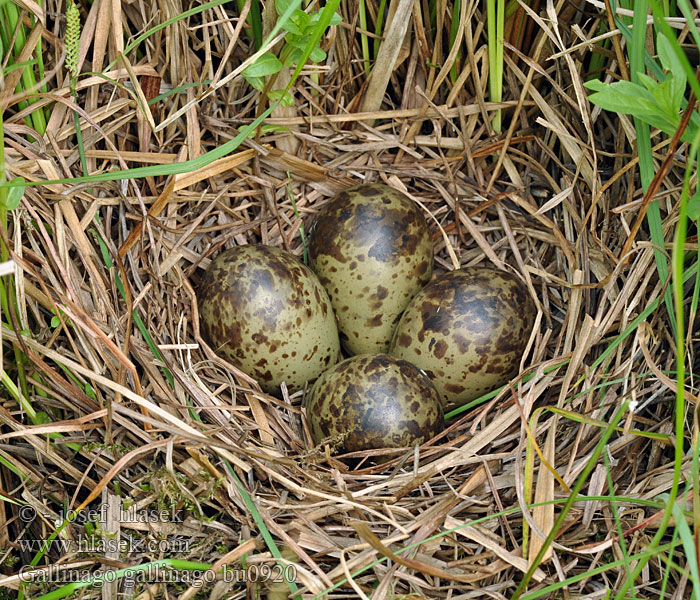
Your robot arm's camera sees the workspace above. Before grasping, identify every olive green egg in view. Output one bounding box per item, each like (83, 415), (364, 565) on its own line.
(198, 245), (341, 394)
(304, 354), (444, 454)
(308, 183), (433, 356)
(389, 267), (536, 409)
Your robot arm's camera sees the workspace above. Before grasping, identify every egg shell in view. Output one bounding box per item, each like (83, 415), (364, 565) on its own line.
(198, 245), (340, 394)
(308, 183), (433, 355)
(389, 267), (535, 408)
(304, 354), (444, 454)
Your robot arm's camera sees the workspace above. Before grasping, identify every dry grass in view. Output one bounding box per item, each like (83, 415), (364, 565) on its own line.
(1, 0), (696, 599)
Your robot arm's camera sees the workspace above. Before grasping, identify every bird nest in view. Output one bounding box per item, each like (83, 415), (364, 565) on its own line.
(1, 1), (692, 598)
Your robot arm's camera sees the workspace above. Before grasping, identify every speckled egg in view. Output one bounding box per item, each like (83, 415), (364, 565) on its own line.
(308, 183), (433, 356)
(389, 267), (536, 408)
(304, 354), (444, 454)
(198, 245), (341, 394)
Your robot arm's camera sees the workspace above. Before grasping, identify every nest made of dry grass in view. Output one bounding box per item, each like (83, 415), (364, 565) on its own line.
(1, 0), (695, 598)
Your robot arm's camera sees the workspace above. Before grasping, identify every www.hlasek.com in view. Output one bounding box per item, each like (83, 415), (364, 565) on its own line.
(17, 536), (190, 554)
(19, 563), (299, 586)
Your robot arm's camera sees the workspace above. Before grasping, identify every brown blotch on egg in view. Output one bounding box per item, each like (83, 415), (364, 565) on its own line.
(308, 183), (434, 355)
(198, 245), (341, 394)
(304, 354), (444, 458)
(389, 266), (536, 409)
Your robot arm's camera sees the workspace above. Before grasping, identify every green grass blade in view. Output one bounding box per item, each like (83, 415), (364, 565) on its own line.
(487, 0), (504, 132)
(249, 0), (263, 49)
(448, 0), (462, 83)
(358, 0), (370, 75)
(627, 0), (677, 337)
(2, 1), (46, 134)
(671, 494), (700, 597)
(677, 0), (700, 49)
(374, 0), (387, 56)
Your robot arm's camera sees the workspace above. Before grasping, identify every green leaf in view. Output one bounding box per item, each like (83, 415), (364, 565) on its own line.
(284, 32), (326, 63)
(585, 80), (661, 116)
(671, 76), (686, 117)
(671, 498), (700, 598)
(4, 178), (25, 210)
(637, 72), (659, 95)
(656, 32), (686, 114)
(637, 113), (680, 137)
(583, 79), (605, 92)
(586, 78), (681, 136)
(275, 0), (300, 17)
(651, 77), (676, 120)
(85, 383), (97, 400)
(244, 74), (266, 91)
(51, 315), (61, 328)
(283, 47), (304, 67)
(309, 11), (341, 26)
(35, 411), (51, 425)
(238, 124), (256, 137)
(657, 31), (687, 86)
(242, 51), (283, 78)
(657, 31), (675, 72)
(259, 123), (292, 133)
(285, 9), (309, 35)
(688, 188), (700, 221)
(309, 46), (326, 62)
(284, 19), (304, 35)
(284, 32), (309, 50)
(267, 90), (294, 106)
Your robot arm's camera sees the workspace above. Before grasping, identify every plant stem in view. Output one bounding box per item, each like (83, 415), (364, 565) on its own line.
(359, 0), (370, 75)
(487, 0), (504, 132)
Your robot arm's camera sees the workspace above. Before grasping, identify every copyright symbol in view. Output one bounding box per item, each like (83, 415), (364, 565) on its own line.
(19, 505), (36, 523)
